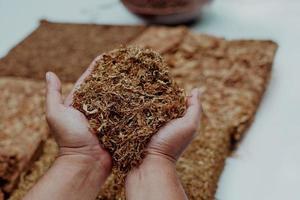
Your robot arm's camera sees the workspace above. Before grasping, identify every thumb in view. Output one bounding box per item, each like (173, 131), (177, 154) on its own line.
(46, 72), (63, 119)
(183, 88), (202, 129)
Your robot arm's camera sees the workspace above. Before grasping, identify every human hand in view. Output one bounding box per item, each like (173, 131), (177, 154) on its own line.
(45, 57), (111, 173)
(125, 89), (201, 200)
(145, 88), (202, 163)
(24, 58), (112, 200)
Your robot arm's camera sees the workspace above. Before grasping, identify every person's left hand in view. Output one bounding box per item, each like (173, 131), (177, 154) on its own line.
(45, 56), (111, 174)
(23, 58), (112, 200)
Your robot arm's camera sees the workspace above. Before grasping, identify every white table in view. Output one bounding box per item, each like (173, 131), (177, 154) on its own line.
(1, 0), (299, 199)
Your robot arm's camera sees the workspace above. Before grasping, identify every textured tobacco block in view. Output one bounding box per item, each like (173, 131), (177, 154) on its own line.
(176, 119), (231, 200)
(0, 20), (145, 82)
(165, 33), (277, 200)
(130, 26), (187, 54)
(72, 47), (186, 176)
(166, 33), (278, 141)
(0, 78), (47, 195)
(5, 81), (72, 200)
(9, 139), (58, 200)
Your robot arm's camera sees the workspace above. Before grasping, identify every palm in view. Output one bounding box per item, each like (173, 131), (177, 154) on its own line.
(147, 89), (201, 161)
(50, 104), (99, 148)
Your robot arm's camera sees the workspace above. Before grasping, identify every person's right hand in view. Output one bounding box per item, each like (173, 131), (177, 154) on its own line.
(145, 88), (202, 163)
(125, 89), (201, 200)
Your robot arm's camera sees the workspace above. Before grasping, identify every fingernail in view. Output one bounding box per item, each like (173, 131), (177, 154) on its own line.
(46, 72), (51, 83)
(191, 88), (200, 97)
(197, 89), (202, 97)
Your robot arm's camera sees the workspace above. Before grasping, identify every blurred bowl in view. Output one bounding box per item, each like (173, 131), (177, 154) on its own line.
(121, 0), (211, 25)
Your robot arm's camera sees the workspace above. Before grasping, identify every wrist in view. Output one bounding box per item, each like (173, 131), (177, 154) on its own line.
(57, 144), (112, 176)
(26, 152), (111, 200)
(142, 154), (176, 169)
(125, 155), (187, 200)
(126, 154), (176, 186)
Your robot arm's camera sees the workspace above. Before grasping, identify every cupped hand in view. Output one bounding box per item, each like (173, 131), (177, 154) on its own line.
(125, 89), (201, 200)
(45, 56), (111, 173)
(23, 57), (112, 200)
(145, 88), (202, 162)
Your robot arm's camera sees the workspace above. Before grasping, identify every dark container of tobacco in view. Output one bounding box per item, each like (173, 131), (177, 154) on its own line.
(121, 0), (211, 25)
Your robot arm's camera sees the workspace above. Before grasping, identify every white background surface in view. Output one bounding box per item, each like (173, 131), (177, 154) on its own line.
(0, 0), (299, 199)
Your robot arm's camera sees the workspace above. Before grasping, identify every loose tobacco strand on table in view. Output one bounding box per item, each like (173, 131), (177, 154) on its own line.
(72, 47), (186, 177)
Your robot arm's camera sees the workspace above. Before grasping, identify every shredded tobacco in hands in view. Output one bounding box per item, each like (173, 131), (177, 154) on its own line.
(72, 47), (186, 176)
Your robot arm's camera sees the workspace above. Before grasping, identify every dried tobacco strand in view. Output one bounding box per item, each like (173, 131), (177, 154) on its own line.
(72, 47), (186, 175)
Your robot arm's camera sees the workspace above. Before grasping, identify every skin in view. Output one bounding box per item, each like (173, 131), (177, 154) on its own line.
(23, 56), (201, 200)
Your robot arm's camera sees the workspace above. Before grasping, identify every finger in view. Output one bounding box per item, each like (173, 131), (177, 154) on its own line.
(46, 72), (63, 118)
(181, 88), (202, 130)
(64, 55), (102, 106)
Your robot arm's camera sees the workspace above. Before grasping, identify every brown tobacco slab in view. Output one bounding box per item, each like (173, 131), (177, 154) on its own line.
(166, 33), (277, 142)
(72, 47), (186, 176)
(0, 20), (145, 82)
(0, 78), (47, 195)
(8, 139), (58, 200)
(130, 26), (187, 54)
(0, 77), (73, 198)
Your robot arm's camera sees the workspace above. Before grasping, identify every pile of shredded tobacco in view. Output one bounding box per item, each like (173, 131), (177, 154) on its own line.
(72, 47), (186, 176)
